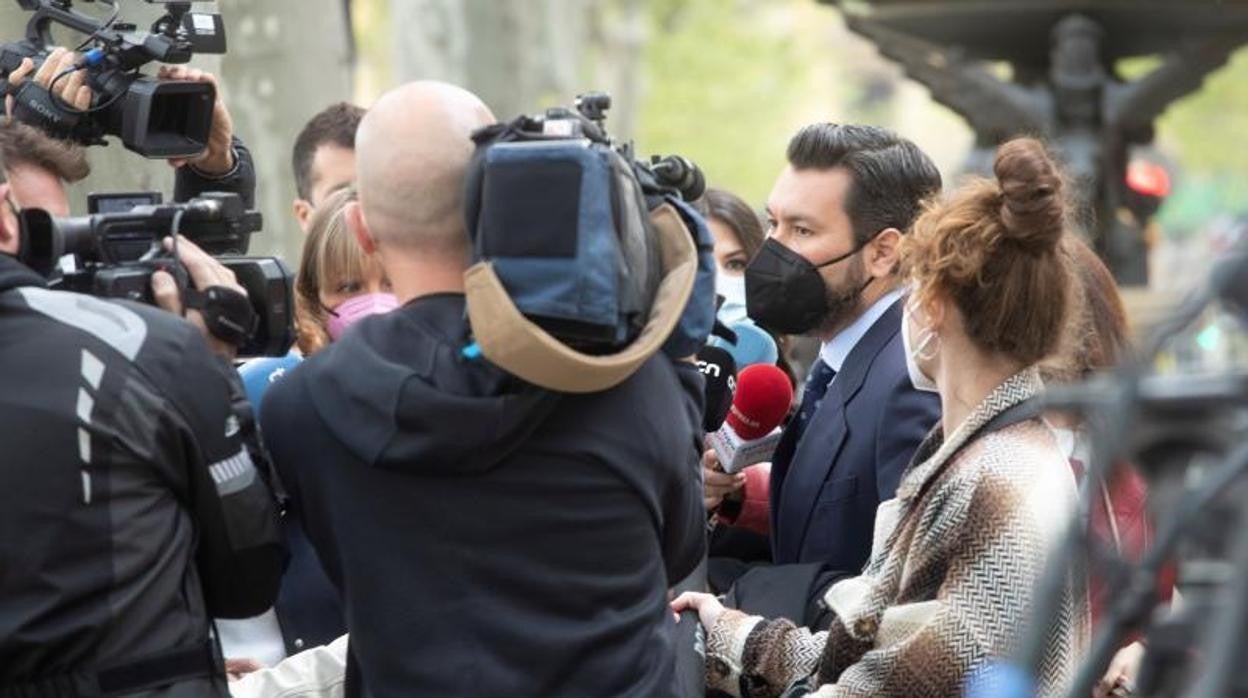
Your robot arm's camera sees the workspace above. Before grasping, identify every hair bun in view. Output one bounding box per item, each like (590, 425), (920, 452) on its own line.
(993, 138), (1065, 253)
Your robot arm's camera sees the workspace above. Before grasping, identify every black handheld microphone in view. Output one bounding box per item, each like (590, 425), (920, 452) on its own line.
(696, 345), (737, 432)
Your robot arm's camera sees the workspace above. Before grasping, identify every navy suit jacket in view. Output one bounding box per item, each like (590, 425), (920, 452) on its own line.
(770, 299), (940, 572)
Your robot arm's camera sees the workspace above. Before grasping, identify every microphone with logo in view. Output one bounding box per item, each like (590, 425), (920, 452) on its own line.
(707, 364), (793, 474)
(696, 345), (737, 432)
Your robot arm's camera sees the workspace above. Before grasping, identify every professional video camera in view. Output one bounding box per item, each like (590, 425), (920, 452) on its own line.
(0, 0), (227, 157)
(18, 192), (294, 357)
(464, 91), (708, 350)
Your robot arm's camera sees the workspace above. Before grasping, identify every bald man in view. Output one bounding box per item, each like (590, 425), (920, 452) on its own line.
(260, 82), (706, 696)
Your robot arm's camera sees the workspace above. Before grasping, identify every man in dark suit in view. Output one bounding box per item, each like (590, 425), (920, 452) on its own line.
(705, 124), (942, 607)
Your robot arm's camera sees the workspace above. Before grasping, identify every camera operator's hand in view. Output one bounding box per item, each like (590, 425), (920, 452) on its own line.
(5, 47), (92, 116)
(151, 236), (246, 361)
(158, 66), (234, 176)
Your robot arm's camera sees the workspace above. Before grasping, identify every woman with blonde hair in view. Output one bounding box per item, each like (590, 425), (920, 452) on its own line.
(293, 186), (395, 355)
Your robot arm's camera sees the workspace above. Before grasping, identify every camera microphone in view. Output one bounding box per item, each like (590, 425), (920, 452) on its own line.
(650, 155), (706, 201)
(707, 364), (793, 473)
(696, 345), (737, 432)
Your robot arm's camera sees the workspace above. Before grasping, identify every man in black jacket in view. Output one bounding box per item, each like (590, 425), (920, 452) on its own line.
(261, 81), (706, 697)
(0, 68), (284, 695)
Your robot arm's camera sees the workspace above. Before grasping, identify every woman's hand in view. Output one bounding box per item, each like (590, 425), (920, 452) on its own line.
(671, 591), (726, 631)
(1094, 641), (1144, 697)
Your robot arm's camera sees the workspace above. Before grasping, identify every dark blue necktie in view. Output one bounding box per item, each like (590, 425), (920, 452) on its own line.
(791, 359), (835, 443)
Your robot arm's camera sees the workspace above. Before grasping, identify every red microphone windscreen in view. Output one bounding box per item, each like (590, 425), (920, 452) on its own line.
(726, 364), (793, 440)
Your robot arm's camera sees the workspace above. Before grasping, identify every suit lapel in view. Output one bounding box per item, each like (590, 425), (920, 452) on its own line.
(775, 299), (905, 562)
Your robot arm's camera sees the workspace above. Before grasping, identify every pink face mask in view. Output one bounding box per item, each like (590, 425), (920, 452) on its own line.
(327, 293), (399, 340)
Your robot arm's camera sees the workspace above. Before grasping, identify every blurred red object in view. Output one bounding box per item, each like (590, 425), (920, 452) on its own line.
(1126, 161), (1172, 199)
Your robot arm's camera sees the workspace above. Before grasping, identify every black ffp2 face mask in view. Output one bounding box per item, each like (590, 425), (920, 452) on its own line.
(744, 237), (865, 335)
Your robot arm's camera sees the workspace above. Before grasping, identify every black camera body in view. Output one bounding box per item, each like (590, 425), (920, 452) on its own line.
(0, 0), (227, 158)
(539, 92), (706, 202)
(19, 192), (295, 357)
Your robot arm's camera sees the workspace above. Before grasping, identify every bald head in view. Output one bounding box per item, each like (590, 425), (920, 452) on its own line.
(354, 81), (494, 253)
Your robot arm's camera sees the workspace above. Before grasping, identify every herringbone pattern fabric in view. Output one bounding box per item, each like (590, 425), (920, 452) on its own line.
(706, 369), (1089, 697)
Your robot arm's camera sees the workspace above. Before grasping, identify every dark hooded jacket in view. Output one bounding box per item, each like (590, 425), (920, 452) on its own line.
(261, 293), (706, 697)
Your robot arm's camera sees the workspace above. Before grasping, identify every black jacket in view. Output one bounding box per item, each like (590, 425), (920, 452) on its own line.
(0, 255), (286, 696)
(174, 137), (258, 210)
(261, 293), (706, 698)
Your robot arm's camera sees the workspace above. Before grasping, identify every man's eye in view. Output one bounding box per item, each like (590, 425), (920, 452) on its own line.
(795, 226), (814, 237)
(726, 259), (747, 272)
(765, 219), (777, 232)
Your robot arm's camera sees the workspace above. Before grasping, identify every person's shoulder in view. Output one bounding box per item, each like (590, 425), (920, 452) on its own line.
(617, 353), (697, 401)
(953, 421), (1077, 533)
(12, 288), (219, 396)
(955, 420), (1071, 491)
(11, 286), (196, 355)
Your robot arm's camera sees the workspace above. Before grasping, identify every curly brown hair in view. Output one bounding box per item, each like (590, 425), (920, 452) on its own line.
(901, 137), (1075, 366)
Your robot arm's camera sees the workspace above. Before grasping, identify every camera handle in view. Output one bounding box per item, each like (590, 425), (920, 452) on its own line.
(20, 0), (107, 47)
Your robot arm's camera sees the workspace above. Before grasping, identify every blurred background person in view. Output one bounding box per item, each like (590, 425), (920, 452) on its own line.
(673, 137), (1087, 696)
(1042, 236), (1177, 698)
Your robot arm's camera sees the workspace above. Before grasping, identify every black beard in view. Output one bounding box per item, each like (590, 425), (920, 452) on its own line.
(815, 255), (866, 337)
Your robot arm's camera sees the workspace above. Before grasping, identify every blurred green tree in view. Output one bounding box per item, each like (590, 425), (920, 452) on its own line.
(635, 0), (817, 207)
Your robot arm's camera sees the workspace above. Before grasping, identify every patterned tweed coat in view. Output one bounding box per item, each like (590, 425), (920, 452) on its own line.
(706, 369), (1089, 697)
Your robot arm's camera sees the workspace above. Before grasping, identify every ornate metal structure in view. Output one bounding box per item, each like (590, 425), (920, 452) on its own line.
(826, 0), (1248, 283)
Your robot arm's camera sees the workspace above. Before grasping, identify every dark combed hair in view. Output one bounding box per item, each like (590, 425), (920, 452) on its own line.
(786, 123), (942, 245)
(291, 102), (366, 200)
(0, 122), (90, 183)
(902, 137), (1075, 366)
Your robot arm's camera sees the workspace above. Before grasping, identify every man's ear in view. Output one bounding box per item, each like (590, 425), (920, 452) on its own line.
(293, 199), (314, 234)
(346, 201), (377, 256)
(0, 183), (17, 256)
(866, 227), (902, 278)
